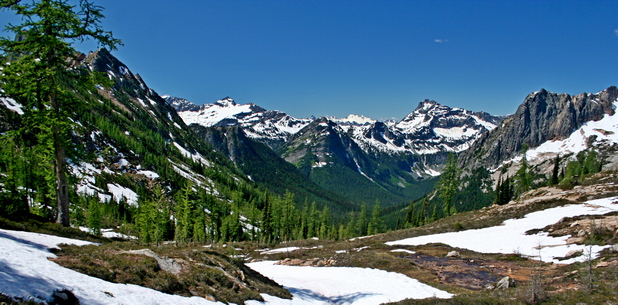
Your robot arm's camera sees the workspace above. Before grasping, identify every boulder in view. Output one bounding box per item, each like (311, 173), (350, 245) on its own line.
(495, 276), (516, 289)
(446, 251), (460, 258)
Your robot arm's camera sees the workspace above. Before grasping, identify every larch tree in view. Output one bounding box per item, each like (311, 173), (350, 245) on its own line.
(437, 153), (460, 217)
(0, 0), (121, 226)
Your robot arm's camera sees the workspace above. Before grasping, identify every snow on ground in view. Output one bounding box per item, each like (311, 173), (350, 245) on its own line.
(137, 170), (160, 179)
(0, 229), (221, 305)
(528, 104), (618, 158)
(178, 101), (253, 127)
(78, 227), (137, 240)
(173, 142), (211, 166)
(0, 96), (24, 115)
(258, 246), (322, 255)
(390, 249), (416, 255)
(107, 183), (138, 206)
(387, 197), (618, 264)
(246, 261), (452, 305)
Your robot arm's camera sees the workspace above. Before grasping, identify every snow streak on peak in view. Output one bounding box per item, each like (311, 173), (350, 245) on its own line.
(330, 114), (376, 126)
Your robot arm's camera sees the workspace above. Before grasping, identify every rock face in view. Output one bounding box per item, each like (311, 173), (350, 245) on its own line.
(460, 86), (618, 170)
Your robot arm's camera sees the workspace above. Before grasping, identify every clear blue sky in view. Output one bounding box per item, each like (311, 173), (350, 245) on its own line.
(3, 1), (618, 120)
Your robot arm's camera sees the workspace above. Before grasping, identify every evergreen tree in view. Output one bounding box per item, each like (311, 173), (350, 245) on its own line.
(318, 205), (329, 239)
(174, 183), (193, 243)
(356, 203), (368, 236)
(192, 205), (206, 243)
(514, 145), (533, 197)
(437, 153), (460, 217)
(367, 200), (383, 235)
(421, 197), (429, 224)
(86, 197), (101, 236)
(0, 0), (120, 226)
(550, 154), (561, 185)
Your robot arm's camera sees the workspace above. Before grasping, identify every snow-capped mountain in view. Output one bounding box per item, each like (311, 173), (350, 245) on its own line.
(169, 97), (503, 159)
(348, 100), (503, 156)
(165, 96), (312, 148)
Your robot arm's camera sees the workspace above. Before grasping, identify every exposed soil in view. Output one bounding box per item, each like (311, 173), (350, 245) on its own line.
(389, 250), (530, 291)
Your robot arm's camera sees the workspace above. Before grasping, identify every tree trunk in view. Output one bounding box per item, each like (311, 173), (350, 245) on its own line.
(55, 130), (70, 226)
(50, 89), (70, 227)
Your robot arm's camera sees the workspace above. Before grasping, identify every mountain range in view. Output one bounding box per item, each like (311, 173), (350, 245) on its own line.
(166, 95), (505, 206)
(3, 47), (618, 227)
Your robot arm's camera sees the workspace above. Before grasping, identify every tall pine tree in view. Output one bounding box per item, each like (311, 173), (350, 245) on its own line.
(437, 153), (460, 217)
(0, 0), (121, 226)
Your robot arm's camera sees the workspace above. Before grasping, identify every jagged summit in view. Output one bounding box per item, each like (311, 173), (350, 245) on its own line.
(214, 97), (236, 107)
(460, 85), (618, 172)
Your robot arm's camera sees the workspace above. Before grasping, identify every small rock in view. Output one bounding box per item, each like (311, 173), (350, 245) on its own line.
(446, 251), (460, 258)
(50, 289), (80, 305)
(565, 249), (583, 257)
(495, 276), (516, 290)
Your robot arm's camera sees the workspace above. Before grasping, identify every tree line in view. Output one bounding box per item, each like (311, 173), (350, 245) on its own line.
(404, 148), (605, 228)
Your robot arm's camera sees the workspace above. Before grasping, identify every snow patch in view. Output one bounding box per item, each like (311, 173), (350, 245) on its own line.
(246, 261), (452, 304)
(0, 229), (222, 304)
(387, 196), (618, 264)
(107, 183), (138, 206)
(0, 96), (24, 115)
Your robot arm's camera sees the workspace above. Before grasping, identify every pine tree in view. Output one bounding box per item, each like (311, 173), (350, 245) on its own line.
(514, 145), (533, 197)
(367, 200), (383, 235)
(174, 183), (193, 244)
(438, 153), (460, 217)
(86, 197), (101, 236)
(0, 0), (121, 226)
(550, 154), (560, 185)
(318, 205), (329, 239)
(357, 203), (368, 236)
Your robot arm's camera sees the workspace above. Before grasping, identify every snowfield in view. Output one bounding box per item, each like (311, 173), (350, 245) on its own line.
(0, 228), (450, 304)
(0, 229), (223, 305)
(387, 197), (618, 264)
(246, 261), (452, 305)
(4, 196), (616, 304)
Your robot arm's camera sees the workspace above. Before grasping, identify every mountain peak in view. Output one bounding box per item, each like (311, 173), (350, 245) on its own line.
(215, 97), (236, 107)
(330, 114), (376, 126)
(415, 99), (442, 111)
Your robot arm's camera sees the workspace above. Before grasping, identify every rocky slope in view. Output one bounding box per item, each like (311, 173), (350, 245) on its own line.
(189, 124), (356, 214)
(460, 86), (618, 172)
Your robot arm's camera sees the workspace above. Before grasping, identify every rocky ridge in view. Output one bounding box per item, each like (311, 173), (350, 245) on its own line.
(460, 86), (618, 172)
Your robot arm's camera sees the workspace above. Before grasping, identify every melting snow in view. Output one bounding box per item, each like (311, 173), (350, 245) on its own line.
(107, 183), (138, 206)
(246, 261), (452, 305)
(0, 229), (222, 305)
(137, 170), (160, 179)
(0, 96), (24, 115)
(387, 197), (618, 264)
(527, 102), (618, 160)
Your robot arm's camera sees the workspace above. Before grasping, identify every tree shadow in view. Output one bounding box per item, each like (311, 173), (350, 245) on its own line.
(287, 287), (379, 304)
(0, 230), (52, 252)
(0, 232), (100, 305)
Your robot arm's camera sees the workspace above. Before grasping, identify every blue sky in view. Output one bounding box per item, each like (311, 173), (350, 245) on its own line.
(3, 1), (618, 120)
